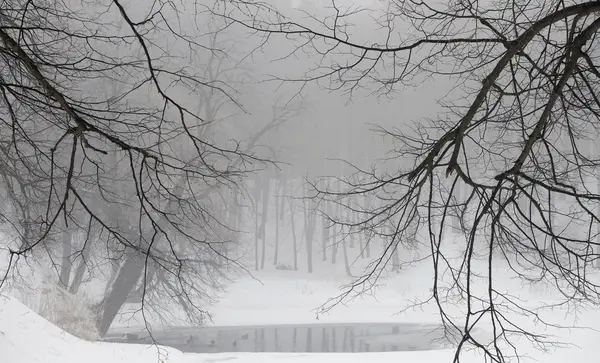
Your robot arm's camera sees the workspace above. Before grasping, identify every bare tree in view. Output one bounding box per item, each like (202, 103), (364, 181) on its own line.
(0, 0), (283, 338)
(218, 0), (600, 361)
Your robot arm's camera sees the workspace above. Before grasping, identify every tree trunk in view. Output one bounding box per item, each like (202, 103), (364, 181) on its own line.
(229, 186), (241, 241)
(331, 239), (338, 264)
(596, 174), (600, 268)
(58, 229), (72, 288)
(127, 264), (159, 304)
(305, 226), (314, 273)
(365, 195), (373, 259)
(342, 238), (351, 275)
(236, 185), (244, 235)
(391, 226), (400, 272)
(358, 228), (364, 259)
(348, 194), (355, 248)
(391, 246), (400, 272)
(348, 233), (355, 250)
(253, 177), (261, 271)
(96, 250), (144, 336)
(304, 194), (315, 273)
(104, 253), (121, 295)
(331, 201), (338, 264)
(321, 203), (328, 262)
(452, 181), (461, 232)
(274, 179), (283, 266)
(289, 190), (298, 271)
(547, 188), (552, 255)
(260, 176), (270, 269)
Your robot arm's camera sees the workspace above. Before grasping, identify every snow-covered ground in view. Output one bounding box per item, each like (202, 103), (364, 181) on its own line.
(1, 292), (455, 363)
(4, 260), (600, 363)
(0, 295), (187, 363)
(2, 226), (600, 363)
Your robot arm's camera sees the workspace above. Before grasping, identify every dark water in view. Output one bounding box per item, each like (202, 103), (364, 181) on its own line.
(105, 322), (456, 353)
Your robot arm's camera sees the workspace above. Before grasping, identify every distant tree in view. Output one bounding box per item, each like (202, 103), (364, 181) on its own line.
(219, 0), (600, 361)
(273, 176), (286, 266)
(288, 182), (300, 271)
(303, 186), (316, 273)
(259, 173), (270, 269)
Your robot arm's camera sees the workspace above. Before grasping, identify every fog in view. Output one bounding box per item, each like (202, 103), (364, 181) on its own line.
(2, 1), (600, 363)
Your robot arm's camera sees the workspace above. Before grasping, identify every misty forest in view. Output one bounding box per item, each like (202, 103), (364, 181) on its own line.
(2, 0), (600, 362)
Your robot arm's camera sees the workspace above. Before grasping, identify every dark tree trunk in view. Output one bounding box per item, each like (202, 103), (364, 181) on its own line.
(127, 264), (159, 304)
(594, 174), (600, 268)
(96, 250), (144, 336)
(546, 189), (552, 255)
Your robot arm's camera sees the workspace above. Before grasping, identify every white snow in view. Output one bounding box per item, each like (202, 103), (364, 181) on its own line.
(1, 292), (456, 363)
(0, 295), (187, 363)
(3, 227), (600, 363)
(4, 263), (600, 363)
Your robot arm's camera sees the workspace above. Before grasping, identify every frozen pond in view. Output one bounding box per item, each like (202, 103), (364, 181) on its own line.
(105, 322), (456, 353)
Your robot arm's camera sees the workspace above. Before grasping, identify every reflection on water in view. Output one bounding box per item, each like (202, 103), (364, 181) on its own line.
(105, 323), (455, 353)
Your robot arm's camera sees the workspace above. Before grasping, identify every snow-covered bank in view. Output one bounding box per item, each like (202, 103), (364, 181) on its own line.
(4, 241), (600, 363)
(0, 293), (457, 363)
(3, 280), (600, 363)
(0, 295), (187, 363)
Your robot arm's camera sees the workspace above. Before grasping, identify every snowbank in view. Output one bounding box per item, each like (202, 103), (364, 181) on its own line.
(0, 295), (187, 363)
